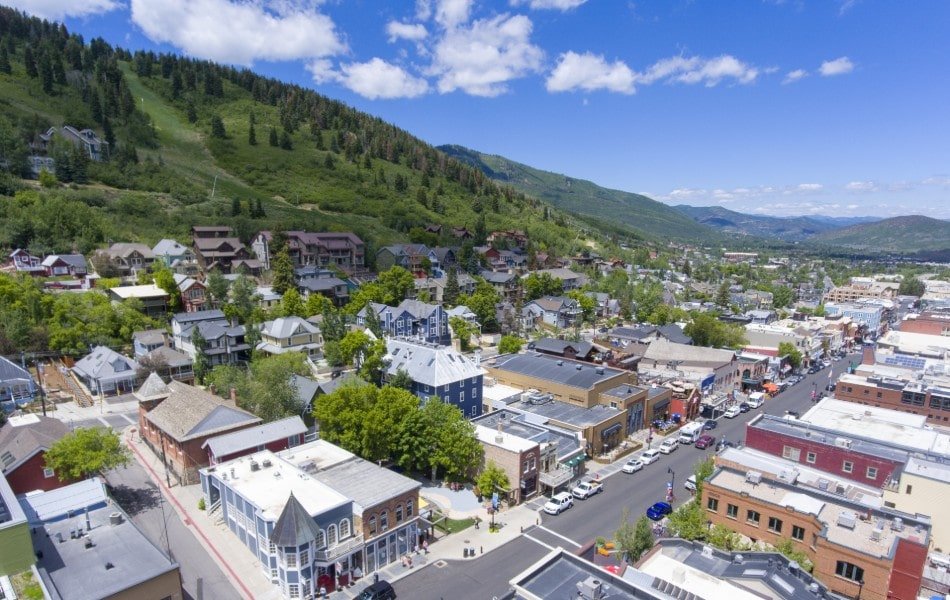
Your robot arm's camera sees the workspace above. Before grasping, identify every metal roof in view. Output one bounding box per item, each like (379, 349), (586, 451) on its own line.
(489, 352), (623, 390)
(202, 416), (307, 458)
(385, 339), (485, 387)
(19, 477), (108, 523)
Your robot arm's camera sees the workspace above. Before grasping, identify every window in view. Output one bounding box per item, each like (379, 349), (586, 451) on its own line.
(835, 561), (865, 583)
(768, 517), (783, 533)
(471, 406), (478, 417)
(726, 504), (738, 519)
(328, 524), (338, 547)
(746, 510), (760, 525)
(842, 461), (854, 474)
(406, 500), (414, 517)
(459, 390), (466, 403)
(782, 446), (801, 461)
(792, 525), (805, 541)
(806, 452), (817, 464)
(43, 467), (55, 478)
(380, 511), (389, 531)
(707, 498), (719, 512)
(866, 467), (878, 480)
(905, 484), (913, 494)
(369, 516), (377, 535)
(396, 505), (404, 523)
(288, 583), (300, 598)
(285, 550), (297, 568)
(317, 529), (326, 548)
(270, 568), (278, 581)
(299, 548), (309, 566)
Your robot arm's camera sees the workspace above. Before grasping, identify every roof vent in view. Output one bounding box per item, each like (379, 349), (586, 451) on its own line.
(788, 561), (800, 575)
(596, 367), (605, 375)
(250, 460), (260, 472)
(84, 537), (94, 549)
(891, 517), (904, 531)
(557, 360), (563, 366)
(733, 554), (744, 565)
(871, 525), (884, 541)
(576, 576), (604, 600)
(576, 364), (582, 370)
(105, 562), (114, 570)
(837, 511), (857, 529)
(262, 459), (272, 468)
(109, 513), (123, 526)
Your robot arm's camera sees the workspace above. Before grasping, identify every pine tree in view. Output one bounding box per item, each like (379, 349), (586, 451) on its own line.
(210, 114), (226, 139)
(24, 46), (37, 78)
(171, 71), (182, 99)
(231, 196), (242, 216)
(271, 247), (296, 295)
(38, 53), (54, 94)
(323, 153), (334, 169)
(102, 116), (115, 147)
(268, 127), (279, 147)
(444, 268), (460, 306)
(186, 102), (197, 123)
(279, 130), (292, 150)
(90, 93), (102, 124)
(255, 198), (265, 217)
(248, 123), (256, 145)
(0, 46), (10, 75)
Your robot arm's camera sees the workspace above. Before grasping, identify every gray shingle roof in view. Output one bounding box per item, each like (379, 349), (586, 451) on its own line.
(290, 374), (321, 407)
(479, 270), (517, 284)
(260, 317), (320, 339)
(0, 356), (34, 386)
(385, 339), (485, 387)
(202, 416), (307, 458)
(132, 329), (166, 346)
(135, 372), (171, 400)
(143, 346), (193, 368)
(172, 309), (225, 324)
(269, 493), (327, 547)
(527, 296), (577, 313)
(395, 299), (440, 319)
(144, 381), (260, 442)
(489, 353), (622, 390)
(72, 346), (138, 383)
(0, 415), (69, 473)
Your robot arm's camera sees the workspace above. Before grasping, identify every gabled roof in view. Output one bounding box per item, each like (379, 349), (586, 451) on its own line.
(144, 381), (260, 442)
(203, 416), (307, 458)
(269, 493), (325, 547)
(395, 299), (441, 320)
(260, 317), (320, 339)
(172, 309), (226, 324)
(385, 338), (485, 387)
(132, 329), (166, 346)
(72, 346), (139, 382)
(298, 277), (347, 292)
(135, 372), (171, 401)
(41, 254), (86, 269)
(0, 414), (69, 474)
(172, 273), (202, 292)
(143, 346), (193, 368)
(106, 242), (154, 259)
(290, 374), (321, 407)
(152, 239), (191, 257)
(480, 270), (517, 284)
(0, 356), (34, 386)
(528, 338), (594, 357)
(527, 296), (578, 313)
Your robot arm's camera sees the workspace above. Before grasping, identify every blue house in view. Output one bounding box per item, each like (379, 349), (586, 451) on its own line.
(384, 339), (486, 418)
(357, 299), (451, 346)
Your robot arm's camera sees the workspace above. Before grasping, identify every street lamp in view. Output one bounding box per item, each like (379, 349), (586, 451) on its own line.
(811, 382), (817, 402)
(667, 467), (675, 497)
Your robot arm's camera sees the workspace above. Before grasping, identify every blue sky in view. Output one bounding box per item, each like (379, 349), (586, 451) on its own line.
(15, 0), (950, 218)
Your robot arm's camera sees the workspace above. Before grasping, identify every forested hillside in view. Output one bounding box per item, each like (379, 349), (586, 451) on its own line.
(0, 7), (617, 259)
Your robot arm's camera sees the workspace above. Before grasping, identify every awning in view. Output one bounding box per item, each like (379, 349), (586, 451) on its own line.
(742, 377), (763, 385)
(601, 423), (622, 438)
(763, 383), (778, 393)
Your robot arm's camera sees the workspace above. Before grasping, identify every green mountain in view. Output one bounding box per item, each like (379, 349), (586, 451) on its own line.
(0, 8), (600, 260)
(674, 205), (839, 242)
(810, 215), (950, 253)
(438, 144), (720, 243)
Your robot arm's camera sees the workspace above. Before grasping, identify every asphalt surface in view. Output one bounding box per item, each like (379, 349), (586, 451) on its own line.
(105, 458), (238, 600)
(395, 351), (861, 600)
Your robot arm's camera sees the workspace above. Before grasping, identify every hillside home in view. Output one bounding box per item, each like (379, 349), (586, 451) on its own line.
(100, 242), (155, 275)
(0, 414), (71, 494)
(374, 244), (430, 273)
(72, 345), (139, 396)
(41, 254), (87, 277)
(33, 125), (109, 161)
(256, 317), (323, 361)
(383, 338), (486, 417)
(153, 239), (198, 275)
(252, 231), (365, 271)
(9, 249), (44, 275)
(173, 273), (208, 313)
(357, 300), (451, 346)
(522, 296), (582, 329)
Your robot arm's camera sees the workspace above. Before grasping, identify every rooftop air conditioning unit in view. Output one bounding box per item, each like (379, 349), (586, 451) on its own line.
(870, 526), (884, 541)
(745, 471), (762, 485)
(834, 437), (852, 449)
(250, 461), (260, 472)
(891, 517), (904, 531)
(576, 576), (604, 600)
(837, 511), (857, 529)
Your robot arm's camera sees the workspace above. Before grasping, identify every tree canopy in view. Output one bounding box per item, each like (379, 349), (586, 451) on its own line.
(45, 427), (131, 481)
(684, 313), (747, 349)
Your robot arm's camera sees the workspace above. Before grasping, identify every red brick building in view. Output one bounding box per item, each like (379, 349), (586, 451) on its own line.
(899, 312), (950, 336)
(202, 416), (307, 465)
(136, 374), (260, 484)
(0, 414), (72, 494)
(835, 372), (950, 426)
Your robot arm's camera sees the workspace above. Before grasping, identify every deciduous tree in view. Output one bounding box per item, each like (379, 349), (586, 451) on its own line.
(45, 427), (130, 481)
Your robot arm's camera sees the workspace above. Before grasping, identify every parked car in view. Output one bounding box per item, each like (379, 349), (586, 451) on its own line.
(543, 492), (574, 515)
(738, 402), (751, 413)
(571, 480), (604, 500)
(646, 501), (673, 521)
(826, 383), (836, 392)
(621, 458), (644, 474)
(359, 581), (397, 600)
(659, 439), (679, 454)
(684, 475), (698, 492)
(724, 405), (741, 418)
(785, 410), (800, 419)
(715, 439), (735, 452)
(640, 449), (662, 464)
(702, 419), (718, 430)
(694, 434), (716, 449)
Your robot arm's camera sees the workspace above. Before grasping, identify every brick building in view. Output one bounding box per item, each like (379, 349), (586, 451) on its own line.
(474, 422), (541, 504)
(835, 372), (950, 425)
(136, 374), (261, 484)
(0, 414), (71, 495)
(202, 416), (307, 465)
(899, 312), (950, 336)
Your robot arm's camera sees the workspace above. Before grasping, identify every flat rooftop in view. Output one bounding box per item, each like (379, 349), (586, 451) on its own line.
(481, 381), (525, 403)
(505, 396), (621, 428)
(31, 505), (178, 600)
(475, 424), (538, 453)
(511, 548), (670, 600)
(903, 456), (950, 483)
(488, 352), (625, 390)
(473, 410), (582, 461)
(710, 466), (929, 559)
(800, 398), (950, 457)
(750, 413), (910, 464)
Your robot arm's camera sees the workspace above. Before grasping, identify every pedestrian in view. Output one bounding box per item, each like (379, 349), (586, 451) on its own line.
(423, 539), (429, 554)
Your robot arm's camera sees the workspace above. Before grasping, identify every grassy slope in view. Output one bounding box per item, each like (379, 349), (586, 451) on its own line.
(810, 216), (950, 252)
(438, 144), (719, 243)
(674, 205), (839, 242)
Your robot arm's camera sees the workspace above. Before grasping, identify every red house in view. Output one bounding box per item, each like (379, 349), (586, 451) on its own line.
(0, 414), (72, 494)
(744, 413), (905, 488)
(202, 415), (307, 465)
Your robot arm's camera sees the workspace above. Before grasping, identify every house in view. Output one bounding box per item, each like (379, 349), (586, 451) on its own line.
(528, 268), (587, 291)
(0, 472), (33, 576)
(171, 310), (227, 346)
(427, 247), (458, 275)
(137, 377), (261, 484)
(357, 300), (451, 346)
(153, 239), (198, 275)
(192, 226), (257, 274)
(100, 242), (155, 275)
(745, 309), (777, 324)
(9, 249), (44, 275)
(252, 231), (366, 271)
(522, 296), (582, 329)
(384, 338), (486, 417)
(22, 479), (183, 600)
(133, 329), (168, 358)
(374, 244), (430, 273)
(107, 284), (170, 317)
(141, 346), (195, 383)
(256, 317), (323, 361)
(487, 229), (528, 248)
(480, 270), (521, 302)
(72, 345), (139, 396)
(256, 286), (283, 310)
(203, 416), (307, 465)
(171, 310), (249, 366)
(446, 305), (478, 325)
(34, 125), (109, 161)
(199, 439), (421, 596)
(0, 414), (70, 494)
(296, 269), (350, 306)
(27, 155), (56, 178)
(495, 250), (528, 273)
(526, 338), (596, 362)
(192, 225), (233, 239)
(41, 254), (87, 277)
(452, 226), (473, 240)
(410, 272), (476, 304)
(173, 273), (207, 313)
(0, 356), (37, 411)
(640, 338), (737, 394)
(585, 292), (620, 318)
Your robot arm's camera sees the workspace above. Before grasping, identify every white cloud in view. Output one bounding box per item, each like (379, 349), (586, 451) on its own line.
(923, 176), (950, 186)
(819, 56), (854, 77)
(510, 0), (589, 10)
(845, 181), (877, 192)
(337, 58), (429, 99)
(783, 69), (807, 84)
(846, 204), (860, 209)
(306, 58), (337, 84)
(434, 0), (473, 28)
(638, 54), (759, 87)
(430, 14), (543, 96)
(6, 0), (120, 19)
(794, 183), (823, 192)
(546, 52), (635, 94)
(387, 21), (429, 42)
(130, 0), (346, 66)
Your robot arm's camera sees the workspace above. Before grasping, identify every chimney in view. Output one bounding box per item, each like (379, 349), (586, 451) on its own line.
(862, 343), (875, 366)
(229, 387), (237, 403)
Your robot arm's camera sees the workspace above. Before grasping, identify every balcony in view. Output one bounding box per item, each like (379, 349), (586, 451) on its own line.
(314, 534), (364, 563)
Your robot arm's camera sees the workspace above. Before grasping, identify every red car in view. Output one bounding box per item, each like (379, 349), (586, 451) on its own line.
(694, 434), (716, 449)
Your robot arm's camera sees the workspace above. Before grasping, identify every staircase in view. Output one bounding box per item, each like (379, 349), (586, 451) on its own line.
(43, 361), (95, 408)
(64, 372), (95, 408)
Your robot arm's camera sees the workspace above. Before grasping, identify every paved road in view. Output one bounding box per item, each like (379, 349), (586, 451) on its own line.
(106, 459), (238, 600)
(395, 352), (860, 600)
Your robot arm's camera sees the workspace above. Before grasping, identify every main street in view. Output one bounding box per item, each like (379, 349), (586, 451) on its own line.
(395, 351), (861, 600)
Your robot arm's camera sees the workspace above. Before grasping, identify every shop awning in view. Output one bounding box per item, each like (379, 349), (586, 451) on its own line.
(600, 423), (623, 438)
(742, 377), (763, 385)
(763, 383), (778, 393)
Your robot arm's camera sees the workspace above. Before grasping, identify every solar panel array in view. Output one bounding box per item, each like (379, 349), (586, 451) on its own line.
(883, 354), (926, 370)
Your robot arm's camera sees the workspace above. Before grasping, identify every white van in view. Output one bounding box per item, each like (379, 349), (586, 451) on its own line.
(677, 422), (704, 445)
(746, 392), (765, 409)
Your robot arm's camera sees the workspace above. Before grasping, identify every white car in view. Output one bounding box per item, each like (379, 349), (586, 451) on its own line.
(621, 458), (644, 474)
(543, 492), (574, 515)
(724, 405), (741, 419)
(659, 439), (679, 454)
(640, 449), (662, 464)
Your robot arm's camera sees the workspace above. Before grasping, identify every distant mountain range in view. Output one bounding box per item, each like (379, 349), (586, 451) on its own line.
(673, 205), (842, 242)
(810, 215), (950, 252)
